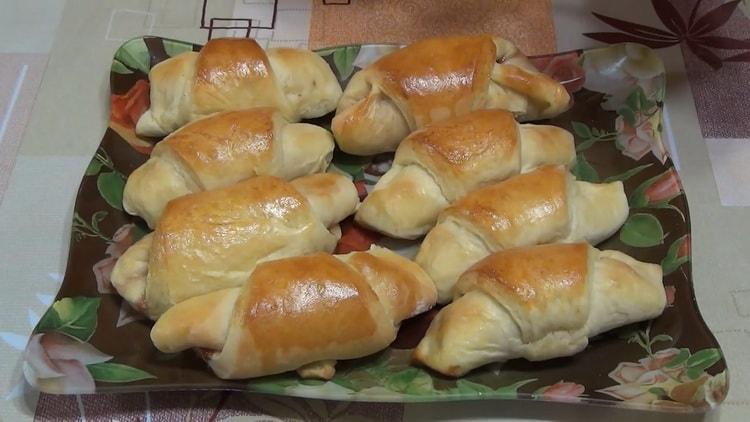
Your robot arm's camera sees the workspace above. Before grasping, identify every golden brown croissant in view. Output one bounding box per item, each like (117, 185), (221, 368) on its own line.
(354, 110), (575, 238)
(124, 108), (335, 228)
(415, 165), (629, 303)
(136, 38), (342, 136)
(332, 35), (571, 155)
(150, 246), (437, 379)
(413, 243), (666, 376)
(111, 173), (358, 319)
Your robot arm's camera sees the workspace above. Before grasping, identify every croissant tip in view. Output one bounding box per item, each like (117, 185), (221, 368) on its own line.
(412, 353), (464, 378)
(435, 363), (466, 378)
(411, 348), (426, 365)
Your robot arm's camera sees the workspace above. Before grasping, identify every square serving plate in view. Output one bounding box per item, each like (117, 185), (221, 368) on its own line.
(22, 36), (728, 413)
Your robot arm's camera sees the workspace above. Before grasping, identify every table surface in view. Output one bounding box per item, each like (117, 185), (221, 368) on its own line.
(1, 1), (749, 421)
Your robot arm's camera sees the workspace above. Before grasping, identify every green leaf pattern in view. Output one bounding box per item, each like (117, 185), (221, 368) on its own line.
(383, 367), (434, 395)
(648, 386), (669, 397)
(72, 211), (110, 242)
(661, 235), (690, 275)
(571, 154), (599, 182)
(87, 362), (156, 383)
(85, 159), (104, 176)
(602, 164), (652, 183)
(451, 379), (494, 395)
(250, 350), (537, 399)
(35, 297), (101, 342)
(85, 148), (127, 211)
(571, 121), (616, 152)
(111, 59), (134, 75)
(492, 379), (539, 397)
(685, 349), (722, 380)
(619, 213), (665, 247)
(163, 39), (193, 58)
(571, 121), (592, 139)
(328, 152), (371, 182)
(569, 110), (676, 254)
(664, 348), (691, 368)
(113, 38), (151, 74)
(333, 46), (361, 80)
(97, 171), (126, 210)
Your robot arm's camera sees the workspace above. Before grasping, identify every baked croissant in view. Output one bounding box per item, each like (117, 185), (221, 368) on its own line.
(111, 173), (359, 319)
(355, 110), (575, 239)
(416, 165), (629, 303)
(150, 247), (437, 380)
(124, 108), (335, 228)
(413, 243), (666, 376)
(332, 35), (570, 155)
(136, 38), (343, 136)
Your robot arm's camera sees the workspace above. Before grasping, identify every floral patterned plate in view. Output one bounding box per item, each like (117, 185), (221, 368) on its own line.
(23, 37), (728, 413)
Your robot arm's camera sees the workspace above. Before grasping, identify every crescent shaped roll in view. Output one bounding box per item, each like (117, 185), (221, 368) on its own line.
(111, 173), (359, 319)
(123, 108), (335, 228)
(354, 110), (575, 238)
(150, 246), (437, 380)
(136, 38), (343, 136)
(413, 243), (666, 376)
(332, 35), (570, 155)
(416, 165), (629, 303)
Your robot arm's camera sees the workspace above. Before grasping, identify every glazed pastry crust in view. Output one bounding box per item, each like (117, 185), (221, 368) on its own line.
(123, 108), (334, 228)
(416, 165), (629, 303)
(332, 35), (570, 155)
(354, 110), (575, 239)
(112, 174), (359, 319)
(413, 243), (666, 376)
(136, 38), (342, 136)
(151, 247), (437, 379)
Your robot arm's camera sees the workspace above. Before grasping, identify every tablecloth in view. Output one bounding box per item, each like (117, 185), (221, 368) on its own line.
(1, 1), (749, 421)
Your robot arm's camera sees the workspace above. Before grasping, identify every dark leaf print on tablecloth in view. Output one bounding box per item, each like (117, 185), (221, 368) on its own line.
(586, 0), (750, 69)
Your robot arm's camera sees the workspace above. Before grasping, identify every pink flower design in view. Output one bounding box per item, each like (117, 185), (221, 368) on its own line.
(706, 370), (729, 407)
(599, 378), (668, 403)
(354, 180), (368, 201)
(615, 112), (665, 161)
(600, 348), (683, 402)
(109, 79), (154, 154)
(678, 234), (691, 258)
(93, 224), (137, 294)
(642, 348), (682, 372)
(93, 257), (117, 294)
(23, 332), (111, 394)
(335, 220), (381, 254)
(581, 44), (665, 112)
(670, 374), (711, 405)
(364, 155), (393, 177)
(111, 80), (149, 130)
(528, 52), (585, 93)
(106, 223), (137, 257)
(535, 381), (585, 402)
(600, 343), (727, 409)
(116, 300), (146, 328)
(644, 168), (682, 204)
(598, 346), (729, 409)
(665, 285), (676, 307)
